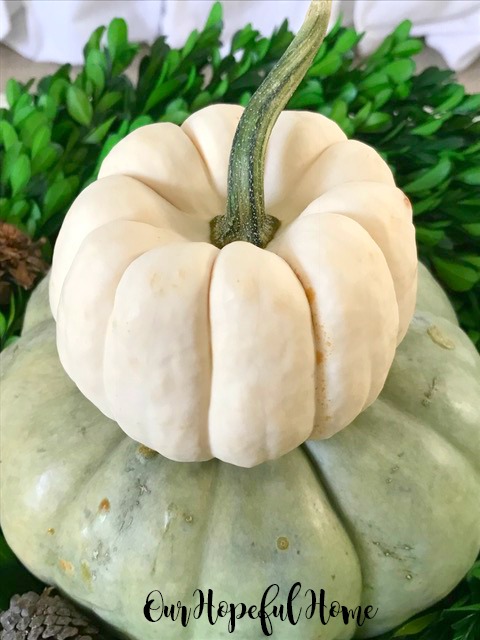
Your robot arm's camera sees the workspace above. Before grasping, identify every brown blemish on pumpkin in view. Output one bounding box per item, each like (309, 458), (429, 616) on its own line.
(404, 195), (411, 209)
(316, 350), (324, 365)
(277, 536), (289, 551)
(304, 286), (315, 305)
(59, 559), (74, 575)
(184, 514), (193, 524)
(138, 444), (157, 458)
(150, 272), (161, 291)
(81, 560), (92, 585)
(422, 377), (438, 406)
(98, 498), (110, 514)
(427, 325), (455, 350)
(47, 528), (55, 535)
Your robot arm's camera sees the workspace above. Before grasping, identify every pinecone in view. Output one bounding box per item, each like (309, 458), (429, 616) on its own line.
(0, 588), (106, 639)
(0, 222), (48, 305)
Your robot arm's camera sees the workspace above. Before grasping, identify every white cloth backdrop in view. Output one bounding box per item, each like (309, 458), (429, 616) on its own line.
(1, 0), (479, 71)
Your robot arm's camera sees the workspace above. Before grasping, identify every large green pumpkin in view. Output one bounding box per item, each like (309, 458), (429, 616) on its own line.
(1, 264), (479, 639)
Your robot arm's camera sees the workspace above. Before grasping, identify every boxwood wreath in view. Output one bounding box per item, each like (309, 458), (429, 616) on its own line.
(0, 2), (479, 639)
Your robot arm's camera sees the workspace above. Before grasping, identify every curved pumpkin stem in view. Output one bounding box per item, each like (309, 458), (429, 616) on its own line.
(210, 0), (332, 249)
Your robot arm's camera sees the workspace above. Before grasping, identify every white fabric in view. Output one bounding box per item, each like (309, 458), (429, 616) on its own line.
(1, 0), (479, 71)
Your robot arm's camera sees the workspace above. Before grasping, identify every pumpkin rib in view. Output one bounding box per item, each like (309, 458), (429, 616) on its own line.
(301, 442), (364, 583)
(380, 313), (480, 471)
(98, 123), (222, 218)
(296, 180), (417, 342)
(271, 139), (396, 223)
(270, 211), (398, 438)
(103, 241), (219, 462)
(208, 241), (316, 466)
(0, 325), (126, 584)
(379, 394), (480, 481)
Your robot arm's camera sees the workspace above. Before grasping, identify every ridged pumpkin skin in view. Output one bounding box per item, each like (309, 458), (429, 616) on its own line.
(1, 264), (479, 640)
(49, 104), (417, 467)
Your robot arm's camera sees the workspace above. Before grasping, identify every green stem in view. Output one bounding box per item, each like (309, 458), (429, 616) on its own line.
(210, 0), (332, 249)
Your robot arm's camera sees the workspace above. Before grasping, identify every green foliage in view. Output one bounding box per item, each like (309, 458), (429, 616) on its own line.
(0, 530), (43, 610)
(0, 6), (479, 632)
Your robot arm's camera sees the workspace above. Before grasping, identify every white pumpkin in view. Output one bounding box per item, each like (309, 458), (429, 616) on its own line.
(49, 103), (417, 468)
(49, 0), (417, 467)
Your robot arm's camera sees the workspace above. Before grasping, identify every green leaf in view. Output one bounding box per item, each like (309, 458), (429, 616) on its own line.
(463, 256), (480, 269)
(455, 93), (480, 114)
(145, 78), (183, 111)
(373, 88), (393, 109)
(83, 25), (106, 58)
(411, 118), (448, 136)
(393, 612), (440, 636)
(129, 115), (154, 132)
(38, 94), (58, 119)
(31, 146), (58, 174)
(8, 199), (30, 220)
(48, 77), (69, 103)
(84, 116), (116, 144)
(205, 2), (222, 29)
(86, 50), (106, 93)
(338, 82), (358, 103)
(358, 111), (392, 133)
(66, 86), (93, 126)
(330, 99), (347, 124)
(462, 223), (480, 237)
(211, 78), (229, 100)
(1, 142), (23, 186)
(384, 59), (415, 83)
(403, 157), (452, 193)
(0, 313), (6, 337)
(352, 102), (373, 127)
(359, 72), (389, 91)
(107, 18), (128, 62)
(43, 176), (78, 219)
(232, 25), (257, 53)
(416, 227), (445, 246)
(97, 133), (124, 167)
(12, 104), (35, 128)
(332, 29), (359, 53)
(31, 125), (52, 158)
(433, 257), (479, 292)
(19, 111), (48, 148)
(457, 167), (480, 186)
(6, 78), (22, 107)
(182, 29), (199, 58)
(96, 91), (123, 113)
(392, 20), (413, 42)
(0, 120), (19, 149)
(392, 39), (424, 57)
(191, 90), (212, 111)
(309, 51), (342, 76)
(10, 154), (31, 196)
(435, 85), (465, 112)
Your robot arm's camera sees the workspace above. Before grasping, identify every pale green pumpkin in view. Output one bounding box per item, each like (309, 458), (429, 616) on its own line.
(1, 263), (479, 640)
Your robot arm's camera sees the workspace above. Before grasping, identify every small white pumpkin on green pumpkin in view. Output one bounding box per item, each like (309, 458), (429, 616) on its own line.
(49, 0), (417, 467)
